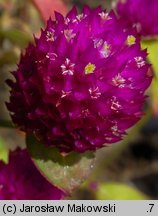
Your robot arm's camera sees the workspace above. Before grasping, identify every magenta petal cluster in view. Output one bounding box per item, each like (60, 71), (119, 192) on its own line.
(7, 6), (152, 152)
(116, 0), (158, 37)
(0, 149), (65, 200)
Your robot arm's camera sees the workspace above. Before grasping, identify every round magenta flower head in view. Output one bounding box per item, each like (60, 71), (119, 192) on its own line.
(0, 148), (65, 200)
(115, 0), (158, 37)
(6, 6), (152, 152)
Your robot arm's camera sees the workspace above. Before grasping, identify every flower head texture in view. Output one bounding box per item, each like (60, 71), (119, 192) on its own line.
(7, 6), (152, 152)
(0, 148), (65, 200)
(115, 0), (158, 37)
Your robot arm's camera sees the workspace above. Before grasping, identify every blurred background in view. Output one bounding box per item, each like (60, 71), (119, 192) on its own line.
(0, 0), (158, 200)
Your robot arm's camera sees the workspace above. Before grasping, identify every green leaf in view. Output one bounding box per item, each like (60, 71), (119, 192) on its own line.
(141, 39), (158, 116)
(0, 137), (9, 164)
(26, 135), (95, 195)
(0, 28), (32, 48)
(96, 182), (149, 200)
(141, 39), (158, 78)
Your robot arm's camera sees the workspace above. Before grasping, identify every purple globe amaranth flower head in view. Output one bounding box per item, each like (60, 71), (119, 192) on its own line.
(115, 0), (158, 37)
(0, 148), (65, 200)
(6, 6), (152, 152)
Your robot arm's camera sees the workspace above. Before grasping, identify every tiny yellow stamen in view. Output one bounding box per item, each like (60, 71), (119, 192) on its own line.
(100, 42), (111, 58)
(127, 35), (136, 46)
(103, 43), (110, 50)
(85, 63), (96, 74)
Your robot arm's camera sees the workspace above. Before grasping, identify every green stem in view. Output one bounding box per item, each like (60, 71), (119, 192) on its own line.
(0, 119), (14, 128)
